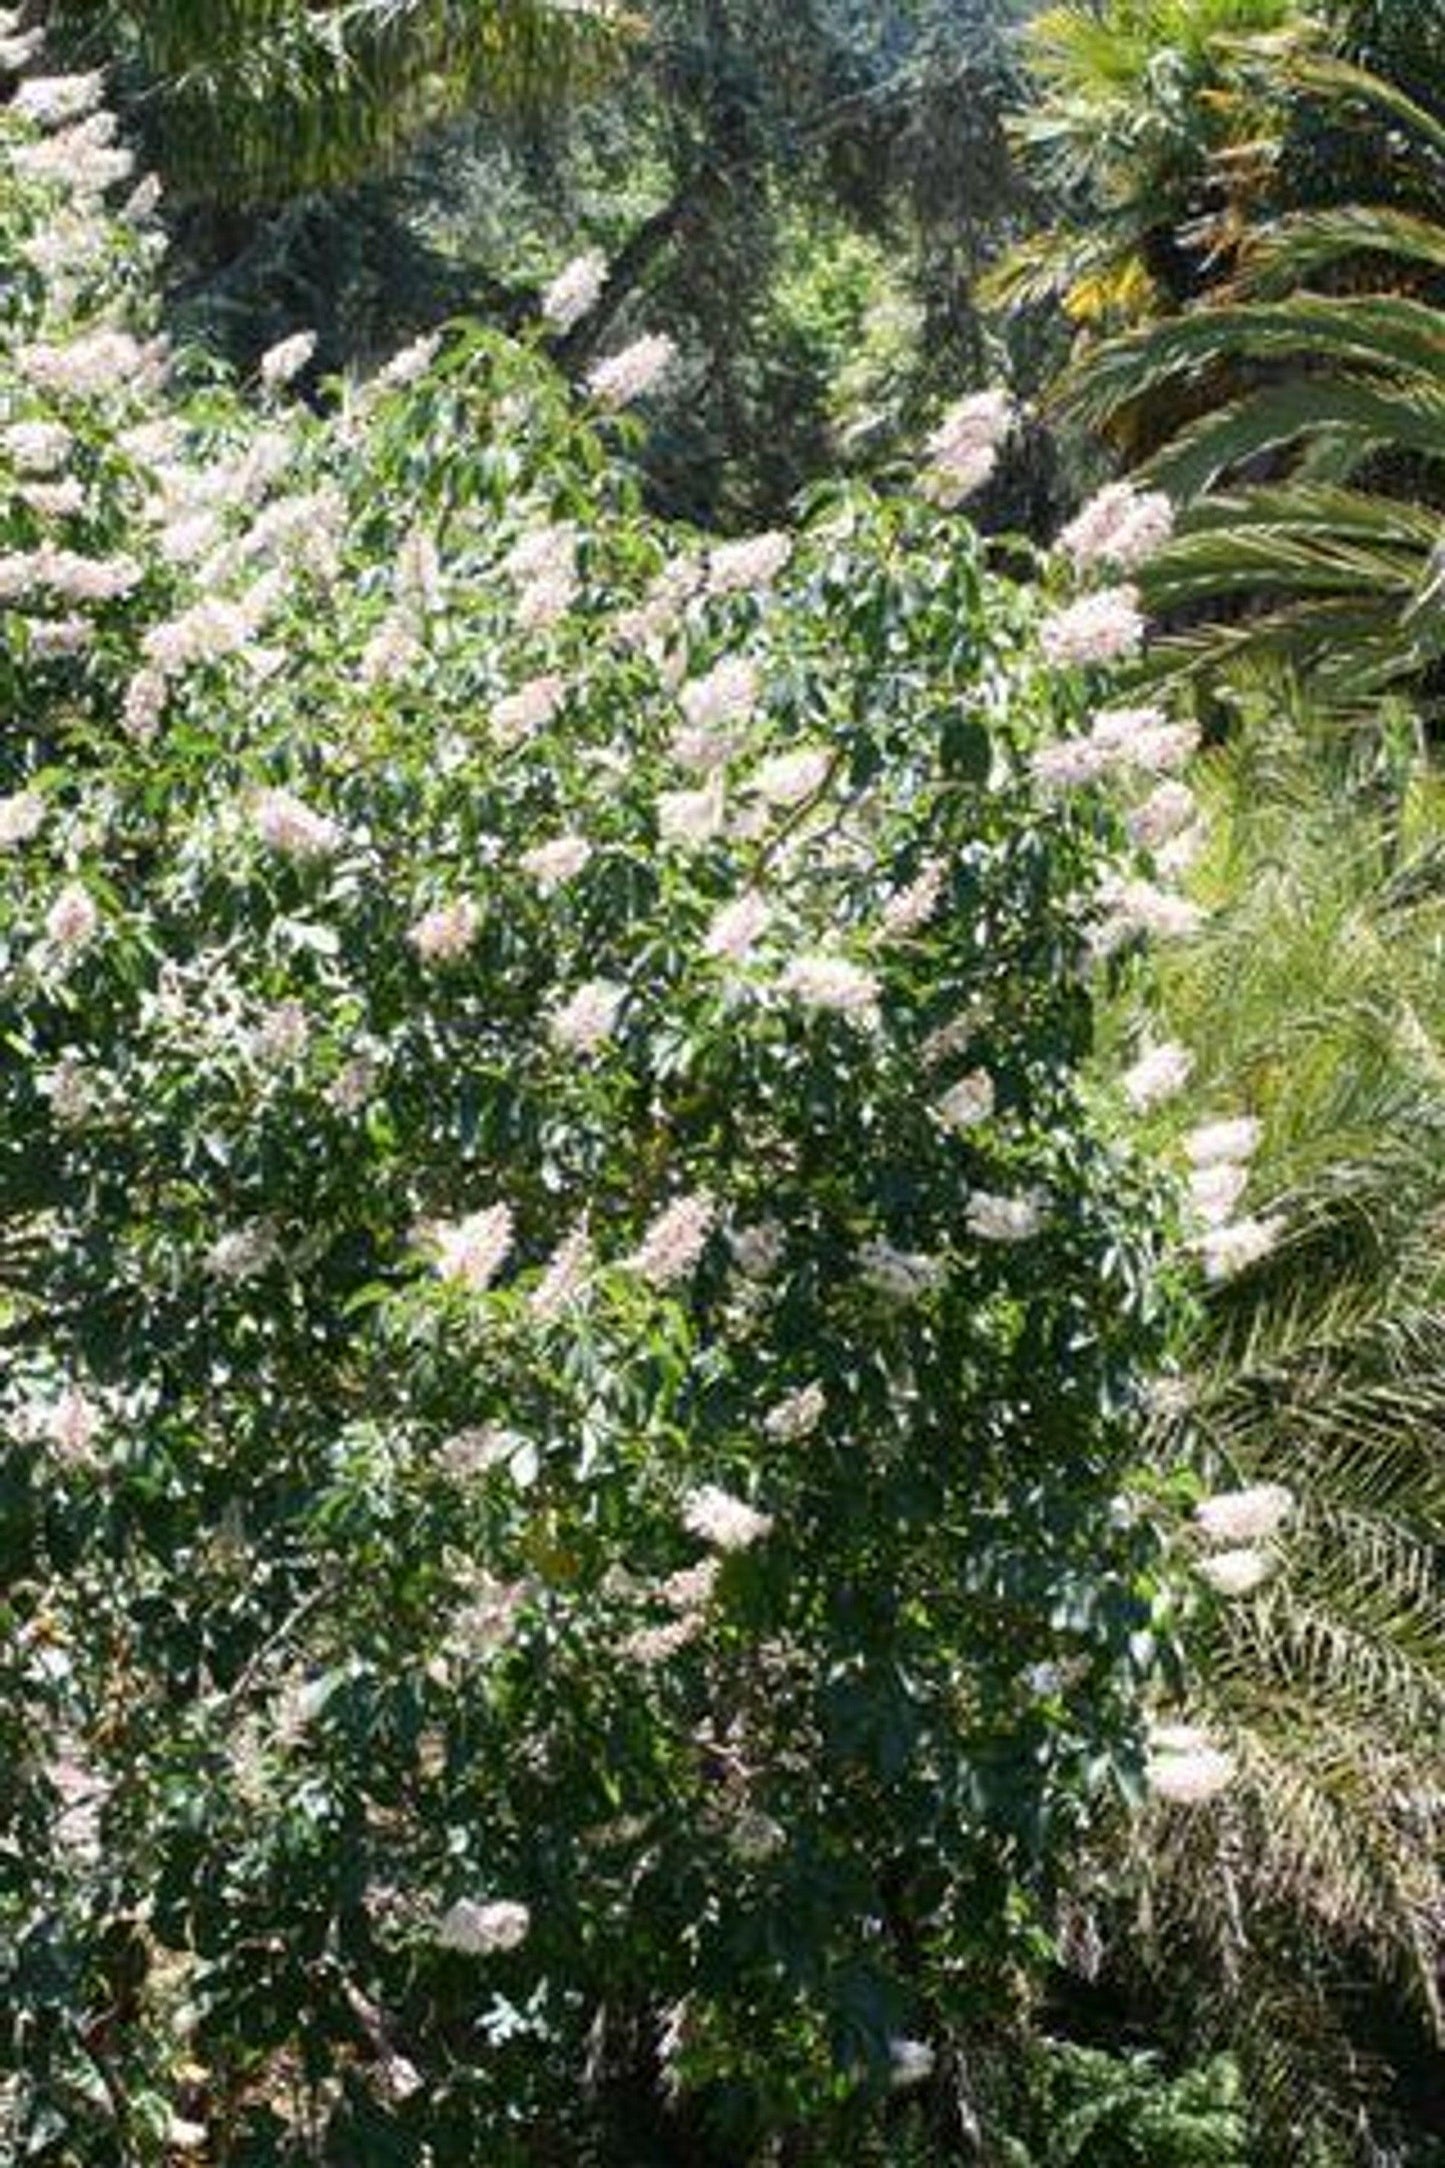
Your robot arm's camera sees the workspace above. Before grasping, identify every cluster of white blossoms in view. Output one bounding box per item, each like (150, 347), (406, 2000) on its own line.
(430, 1205), (514, 1294)
(934, 1068), (995, 1131)
(777, 952), (882, 1027)
(529, 1222), (591, 1321)
(585, 331), (677, 410)
(1178, 1112), (1284, 1283)
(966, 1189), (1044, 1243)
(436, 1897), (531, 1955)
(18, 325), (164, 400)
(1039, 585), (1147, 669)
(408, 898), (480, 964)
(1093, 874), (1204, 957)
(1031, 703), (1198, 793)
(1, 417), (72, 472)
(918, 388), (1013, 506)
(519, 833), (592, 891)
(206, 1222), (282, 1283)
(504, 518), (578, 631)
(250, 787), (342, 860)
(42, 881), (100, 955)
(1122, 1040), (1192, 1112)
(703, 889), (772, 964)
(747, 744), (830, 808)
(0, 787), (46, 846)
(258, 329), (317, 393)
(1194, 1481), (1294, 1545)
(762, 1380), (826, 1442)
(681, 1483), (773, 1551)
(0, 543), (142, 603)
(492, 671), (566, 748)
(550, 977), (626, 1054)
(706, 529), (791, 596)
(676, 653), (759, 754)
(30, 1383), (104, 1465)
(1145, 1720), (1235, 1804)
(540, 248), (607, 333)
(658, 771), (726, 848)
(626, 1192), (717, 1287)
(880, 858), (948, 939)
(1059, 481), (1174, 575)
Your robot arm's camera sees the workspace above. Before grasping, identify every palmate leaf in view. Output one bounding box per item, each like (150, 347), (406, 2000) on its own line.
(1237, 202), (1445, 298)
(1061, 292), (1445, 432)
(1142, 377), (1445, 497)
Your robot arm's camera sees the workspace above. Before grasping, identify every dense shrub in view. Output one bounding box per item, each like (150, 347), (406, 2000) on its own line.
(0, 60), (1186, 2166)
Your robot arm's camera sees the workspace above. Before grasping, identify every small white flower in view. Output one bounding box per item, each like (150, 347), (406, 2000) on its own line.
(704, 889), (772, 963)
(935, 1069), (995, 1131)
(1122, 1042), (1192, 1111)
(679, 654), (758, 736)
(0, 789), (45, 847)
(628, 1192), (716, 1286)
(251, 787), (341, 860)
(1128, 781), (1197, 851)
(42, 1386), (102, 1463)
(747, 746), (830, 808)
(660, 1559), (720, 1611)
(681, 1483), (773, 1550)
(1198, 1215), (1284, 1283)
(1187, 1161), (1248, 1227)
(207, 1223), (281, 1281)
(624, 1615), (705, 1665)
(1094, 877), (1204, 953)
(436, 1897), (530, 1954)
(2, 420), (71, 474)
(586, 331), (676, 408)
(541, 249), (607, 331)
(492, 673), (565, 747)
(259, 329), (317, 391)
(707, 531), (791, 595)
(1040, 585), (1146, 668)
(965, 1190), (1043, 1243)
(919, 389), (1012, 505)
(731, 1220), (785, 1278)
(1184, 1117), (1261, 1169)
(249, 1000), (309, 1065)
(1197, 1546), (1275, 1597)
(1145, 1723), (1235, 1803)
(888, 2038), (937, 2091)
(1059, 482), (1174, 574)
(14, 72), (107, 127)
(1093, 707), (1198, 776)
(778, 953), (881, 1026)
(44, 882), (99, 952)
(431, 1205), (514, 1293)
(409, 899), (480, 963)
(550, 978), (625, 1054)
(520, 834), (592, 891)
(1030, 736), (1113, 790)
(529, 1223), (591, 1320)
(763, 1381), (825, 1442)
(1194, 1483), (1294, 1545)
(658, 773), (726, 848)
(880, 858), (948, 938)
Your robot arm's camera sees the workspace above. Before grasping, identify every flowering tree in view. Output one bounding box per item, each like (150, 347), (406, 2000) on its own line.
(0, 48), (1202, 2168)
